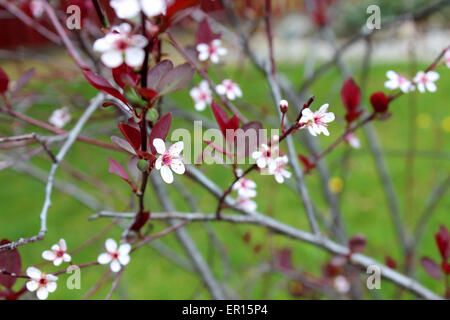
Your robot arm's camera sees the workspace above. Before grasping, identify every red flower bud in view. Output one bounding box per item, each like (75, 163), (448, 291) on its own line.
(341, 78), (361, 112)
(370, 92), (390, 113)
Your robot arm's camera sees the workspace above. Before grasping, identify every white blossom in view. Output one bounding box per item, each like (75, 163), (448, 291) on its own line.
(216, 79), (242, 100)
(384, 70), (413, 93)
(299, 104), (335, 136)
(252, 143), (277, 171)
(190, 80), (212, 111)
(93, 23), (148, 68)
(269, 155), (292, 184)
(97, 238), (131, 273)
(49, 107), (71, 128)
(235, 196), (257, 212)
(42, 239), (71, 266)
(232, 169), (257, 198)
(413, 70), (439, 93)
(196, 39), (227, 64)
(153, 138), (185, 184)
(25, 267), (58, 300)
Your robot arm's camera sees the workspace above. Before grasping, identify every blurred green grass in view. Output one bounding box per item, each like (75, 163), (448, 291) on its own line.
(0, 60), (449, 299)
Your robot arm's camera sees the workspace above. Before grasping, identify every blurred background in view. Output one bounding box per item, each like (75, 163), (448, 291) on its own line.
(0, 0), (449, 299)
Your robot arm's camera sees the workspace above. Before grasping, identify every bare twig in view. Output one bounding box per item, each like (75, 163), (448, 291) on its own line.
(0, 93), (104, 252)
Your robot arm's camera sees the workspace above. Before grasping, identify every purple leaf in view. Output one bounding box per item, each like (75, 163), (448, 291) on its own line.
(108, 158), (134, 190)
(0, 239), (22, 289)
(118, 123), (141, 154)
(157, 63), (195, 95)
(111, 136), (136, 155)
(196, 18), (218, 45)
(147, 60), (174, 90)
(211, 101), (229, 136)
(148, 113), (172, 154)
(12, 68), (34, 94)
(421, 257), (442, 279)
(83, 70), (130, 107)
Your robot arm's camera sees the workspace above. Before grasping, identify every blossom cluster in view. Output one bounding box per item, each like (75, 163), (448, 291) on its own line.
(23, 238), (130, 300)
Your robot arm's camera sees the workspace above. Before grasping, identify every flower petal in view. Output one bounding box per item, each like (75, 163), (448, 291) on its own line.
(36, 287), (49, 300)
(26, 267), (42, 280)
(58, 239), (67, 251)
(26, 280), (39, 292)
(105, 238), (117, 252)
(110, 260), (122, 273)
(125, 47), (145, 67)
(118, 254), (130, 266)
(46, 281), (57, 293)
(98, 253), (112, 265)
(170, 158), (185, 174)
(101, 50), (123, 68)
(160, 165), (174, 184)
(169, 141), (184, 156)
(42, 250), (56, 261)
(153, 138), (166, 154)
(118, 243), (131, 255)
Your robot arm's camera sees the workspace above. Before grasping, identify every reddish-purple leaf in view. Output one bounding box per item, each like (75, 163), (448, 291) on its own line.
(442, 261), (450, 275)
(112, 64), (140, 89)
(421, 257), (442, 279)
(12, 68), (34, 94)
(196, 18), (218, 45)
(0, 68), (9, 94)
(135, 87), (158, 100)
(111, 136), (136, 155)
(348, 234), (366, 254)
(148, 113), (172, 154)
(435, 225), (450, 261)
(118, 123), (141, 153)
(226, 115), (240, 132)
(83, 70), (130, 107)
(211, 101), (229, 136)
(130, 211), (150, 233)
(157, 63), (195, 95)
(108, 158), (134, 190)
(147, 60), (173, 90)
(341, 78), (361, 112)
(0, 239), (22, 289)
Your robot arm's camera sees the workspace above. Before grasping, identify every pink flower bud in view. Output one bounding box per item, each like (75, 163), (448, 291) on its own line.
(279, 99), (289, 113)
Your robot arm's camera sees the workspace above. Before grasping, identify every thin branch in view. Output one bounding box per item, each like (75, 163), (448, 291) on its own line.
(0, 93), (104, 252)
(90, 210), (442, 300)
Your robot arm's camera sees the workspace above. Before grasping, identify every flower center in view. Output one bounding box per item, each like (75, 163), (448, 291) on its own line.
(55, 250), (64, 258)
(110, 252), (119, 259)
(162, 153), (172, 166)
(39, 278), (47, 286)
(116, 39), (129, 51)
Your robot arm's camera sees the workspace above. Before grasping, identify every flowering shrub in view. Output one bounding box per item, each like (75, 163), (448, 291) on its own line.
(0, 0), (448, 301)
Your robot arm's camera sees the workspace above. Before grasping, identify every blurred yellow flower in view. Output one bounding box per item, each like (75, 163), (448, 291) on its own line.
(415, 113), (431, 129)
(328, 177), (343, 194)
(442, 116), (450, 133)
